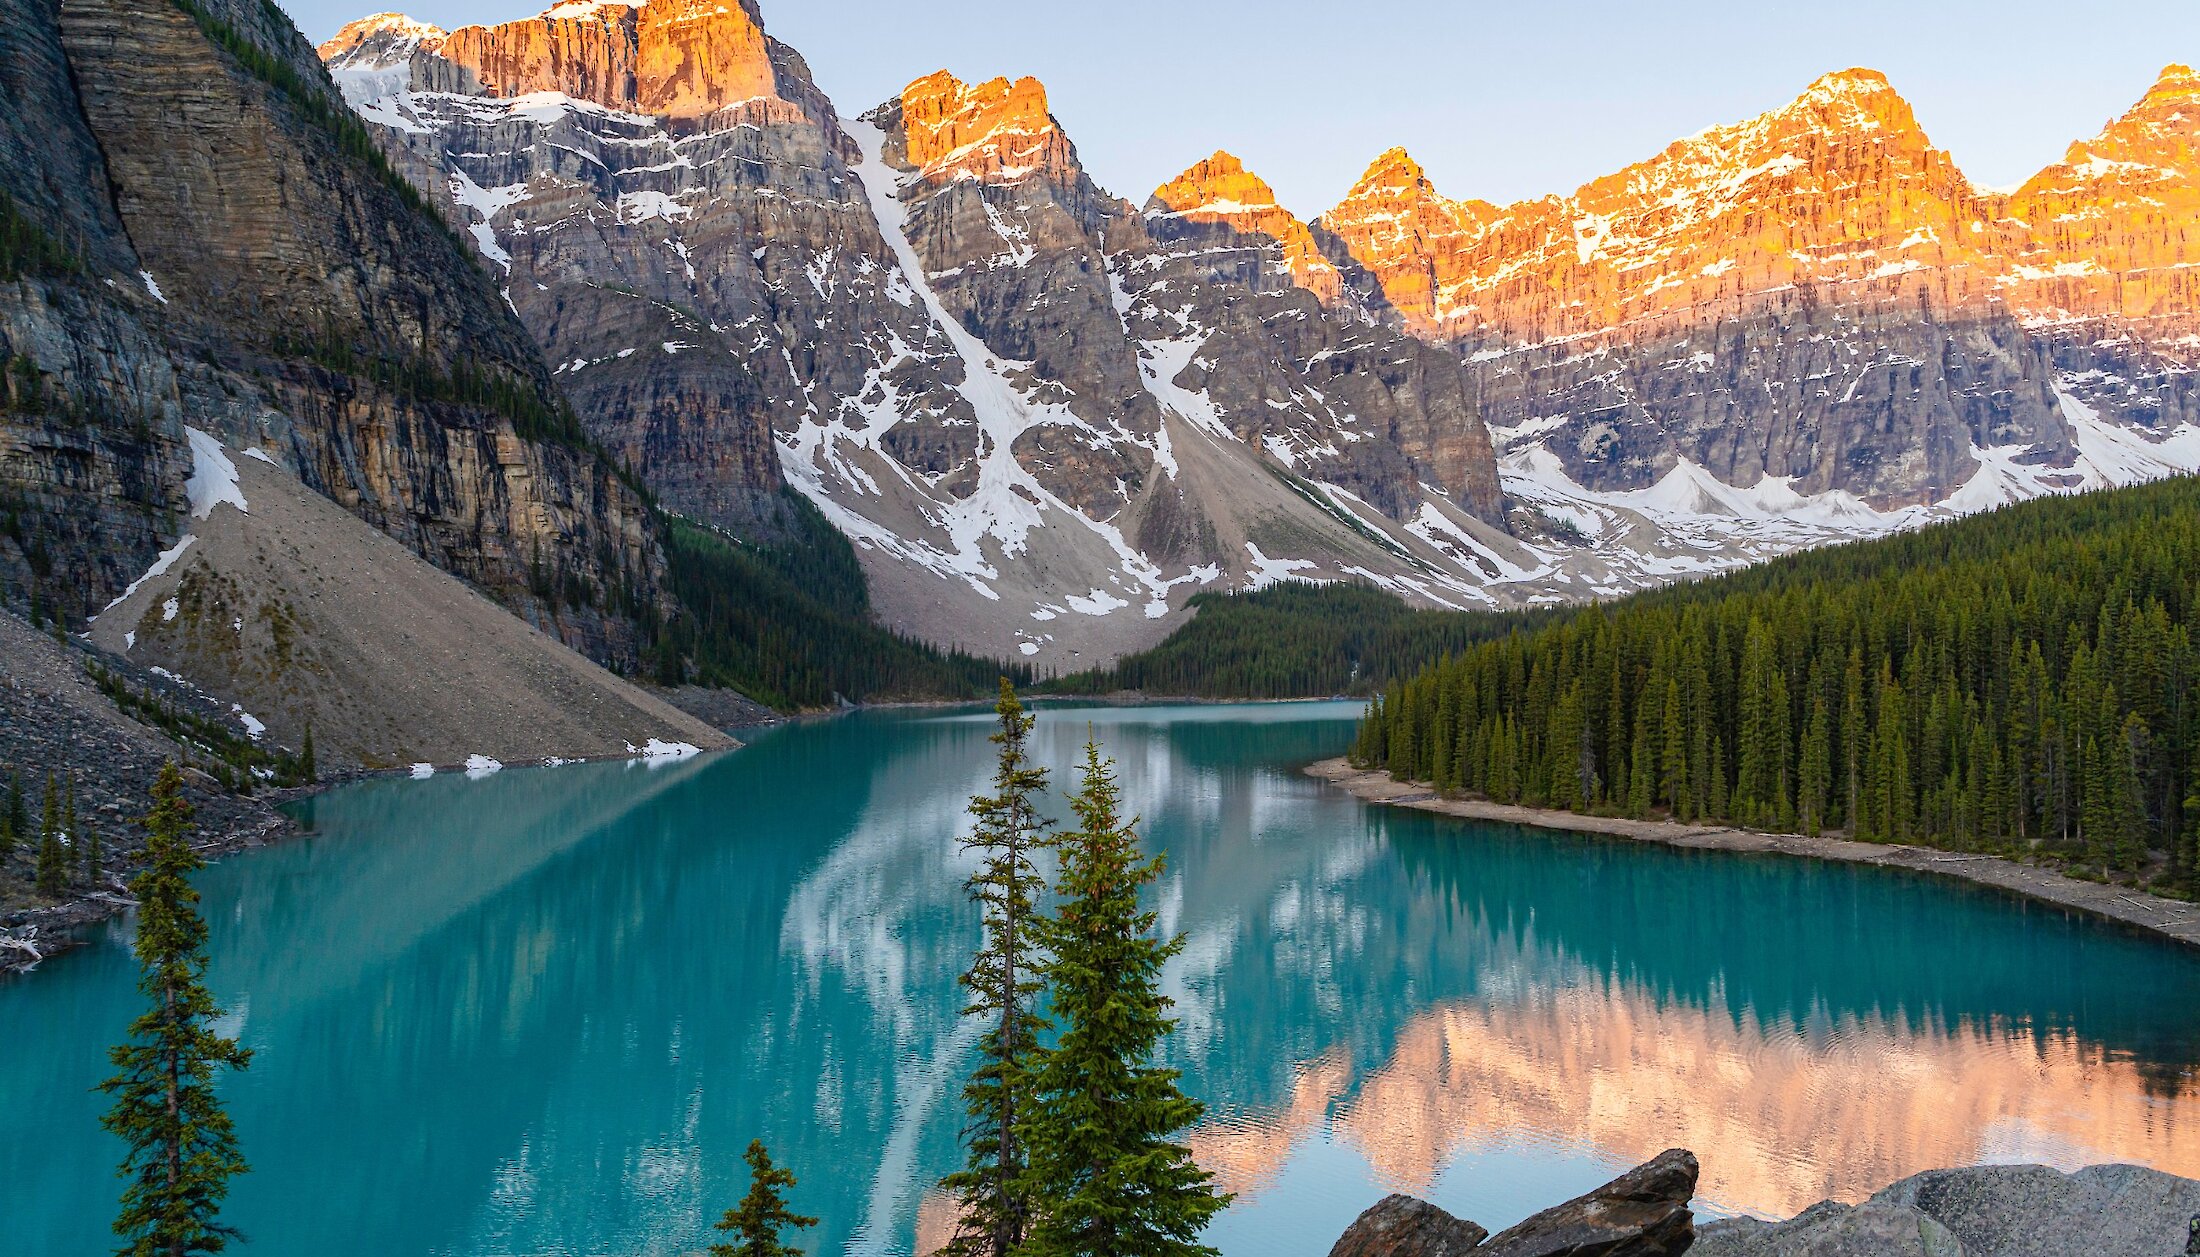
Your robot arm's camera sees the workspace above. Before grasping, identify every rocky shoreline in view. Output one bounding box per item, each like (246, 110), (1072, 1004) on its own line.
(1306, 758), (2200, 951)
(1327, 1150), (2200, 1256)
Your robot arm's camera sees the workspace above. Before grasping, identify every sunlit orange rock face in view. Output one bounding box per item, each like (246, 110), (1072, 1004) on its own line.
(1188, 987), (2200, 1221)
(1149, 151), (1343, 304)
(1317, 66), (2200, 351)
(395, 0), (784, 121)
(1315, 146), (1498, 331)
(2000, 64), (2200, 334)
(892, 70), (1082, 189)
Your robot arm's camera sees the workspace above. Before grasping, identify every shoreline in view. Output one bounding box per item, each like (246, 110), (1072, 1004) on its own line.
(1305, 758), (2200, 951)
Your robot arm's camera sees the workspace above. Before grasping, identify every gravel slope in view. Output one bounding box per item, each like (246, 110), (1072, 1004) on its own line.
(83, 445), (731, 770)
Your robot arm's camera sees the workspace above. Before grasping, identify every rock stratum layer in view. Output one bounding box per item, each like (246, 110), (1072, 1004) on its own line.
(1, 0), (664, 667)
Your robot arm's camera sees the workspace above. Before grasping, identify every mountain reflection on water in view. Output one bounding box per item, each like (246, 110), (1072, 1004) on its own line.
(2, 702), (2195, 1257)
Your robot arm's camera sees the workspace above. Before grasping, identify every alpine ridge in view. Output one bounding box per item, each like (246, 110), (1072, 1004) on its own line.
(321, 10), (1547, 668)
(304, 14), (2200, 665)
(1311, 65), (2200, 517)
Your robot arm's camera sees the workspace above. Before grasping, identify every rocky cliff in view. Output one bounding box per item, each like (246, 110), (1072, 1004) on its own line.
(316, 16), (2200, 659)
(322, 8), (1529, 667)
(1315, 67), (2200, 511)
(0, 0), (663, 672)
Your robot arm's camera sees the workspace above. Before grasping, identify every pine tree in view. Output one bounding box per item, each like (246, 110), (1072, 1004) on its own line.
(0, 767), (20, 860)
(1023, 742), (1229, 1257)
(709, 1140), (817, 1257)
(941, 680), (1054, 1257)
(36, 771), (68, 895)
(1798, 696), (1832, 836)
(299, 726), (317, 786)
(100, 763), (253, 1256)
(81, 814), (103, 886)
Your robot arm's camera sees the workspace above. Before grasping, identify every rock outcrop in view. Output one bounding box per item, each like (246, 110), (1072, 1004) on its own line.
(1331, 1149), (1698, 1257)
(1692, 1161), (2200, 1257)
(1329, 1195), (1489, 1257)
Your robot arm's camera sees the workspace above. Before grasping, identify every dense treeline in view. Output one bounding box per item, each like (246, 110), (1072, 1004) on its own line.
(0, 190), (82, 282)
(656, 496), (1026, 708)
(1046, 583), (1554, 699)
(1354, 475), (2200, 894)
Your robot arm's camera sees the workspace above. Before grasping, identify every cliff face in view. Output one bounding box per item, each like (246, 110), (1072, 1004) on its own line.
(0, 0), (660, 663)
(322, 13), (1523, 667)
(1315, 67), (2200, 504)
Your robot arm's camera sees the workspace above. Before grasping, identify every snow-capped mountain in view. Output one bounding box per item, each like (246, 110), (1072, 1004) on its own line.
(1315, 66), (2200, 512)
(320, 3), (1543, 667)
(319, 4), (2200, 664)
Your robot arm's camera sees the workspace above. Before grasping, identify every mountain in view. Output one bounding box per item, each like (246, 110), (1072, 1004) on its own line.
(321, 5), (1539, 666)
(1312, 68), (2200, 519)
(0, 0), (664, 654)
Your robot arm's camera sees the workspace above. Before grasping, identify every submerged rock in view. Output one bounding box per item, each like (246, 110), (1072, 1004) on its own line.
(1328, 1195), (1490, 1257)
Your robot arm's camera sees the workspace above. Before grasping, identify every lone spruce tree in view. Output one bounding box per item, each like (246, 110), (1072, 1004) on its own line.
(100, 762), (253, 1256)
(940, 679), (1053, 1257)
(1022, 740), (1229, 1257)
(0, 767), (22, 860)
(36, 770), (69, 895)
(709, 1140), (816, 1257)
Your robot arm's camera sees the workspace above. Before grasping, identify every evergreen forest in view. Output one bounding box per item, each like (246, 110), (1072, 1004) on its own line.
(1351, 474), (2200, 893)
(1045, 583), (1553, 699)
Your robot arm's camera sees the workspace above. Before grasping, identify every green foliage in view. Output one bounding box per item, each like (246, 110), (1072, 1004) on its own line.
(35, 772), (68, 896)
(0, 768), (22, 859)
(940, 681), (1054, 1257)
(657, 502), (1026, 709)
(99, 763), (253, 1256)
(86, 661), (313, 792)
(1022, 742), (1228, 1257)
(709, 1140), (817, 1257)
(0, 189), (82, 281)
(1355, 474), (2200, 890)
(299, 725), (317, 786)
(1046, 582), (1554, 700)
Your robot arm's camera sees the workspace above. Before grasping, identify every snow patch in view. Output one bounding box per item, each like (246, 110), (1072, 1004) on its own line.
(184, 428), (248, 519)
(464, 755), (504, 779)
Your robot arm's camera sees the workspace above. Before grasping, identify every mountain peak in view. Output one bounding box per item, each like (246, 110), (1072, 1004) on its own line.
(319, 11), (447, 67)
(894, 71), (1061, 177)
(1151, 150), (1281, 215)
(1353, 146), (1429, 193)
(1771, 66), (1921, 137)
(2143, 62), (2199, 103)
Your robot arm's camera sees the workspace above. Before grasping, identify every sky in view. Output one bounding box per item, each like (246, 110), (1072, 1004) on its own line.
(283, 0), (2200, 218)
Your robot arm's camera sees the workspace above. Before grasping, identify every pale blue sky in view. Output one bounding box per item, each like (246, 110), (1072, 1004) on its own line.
(286, 0), (2199, 217)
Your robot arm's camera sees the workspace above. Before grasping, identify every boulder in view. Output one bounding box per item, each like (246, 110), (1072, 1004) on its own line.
(1692, 1162), (2200, 1257)
(1475, 1148), (1699, 1257)
(1328, 1194), (1489, 1257)
(1692, 1201), (1966, 1256)
(1873, 1163), (2200, 1257)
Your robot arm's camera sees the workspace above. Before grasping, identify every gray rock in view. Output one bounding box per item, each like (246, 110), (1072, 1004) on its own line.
(1327, 1194), (1490, 1257)
(1691, 1201), (1966, 1257)
(1692, 1162), (2200, 1257)
(1873, 1163), (2200, 1257)
(1475, 1147), (1699, 1257)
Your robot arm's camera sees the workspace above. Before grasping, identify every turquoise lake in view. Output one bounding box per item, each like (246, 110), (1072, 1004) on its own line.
(7, 701), (2200, 1255)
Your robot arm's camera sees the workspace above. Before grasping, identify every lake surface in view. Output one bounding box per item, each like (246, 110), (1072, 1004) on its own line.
(7, 702), (2200, 1256)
